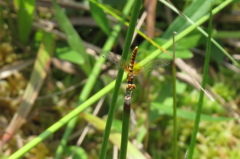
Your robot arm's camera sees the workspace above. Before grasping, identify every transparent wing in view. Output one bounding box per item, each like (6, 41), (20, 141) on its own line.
(137, 58), (170, 75)
(119, 59), (129, 72)
(101, 50), (170, 75)
(102, 51), (131, 73)
(102, 52), (121, 65)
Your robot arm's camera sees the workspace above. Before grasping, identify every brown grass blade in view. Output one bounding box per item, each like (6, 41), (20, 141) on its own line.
(0, 33), (55, 147)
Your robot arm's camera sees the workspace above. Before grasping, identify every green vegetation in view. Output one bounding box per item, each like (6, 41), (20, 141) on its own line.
(0, 0), (239, 159)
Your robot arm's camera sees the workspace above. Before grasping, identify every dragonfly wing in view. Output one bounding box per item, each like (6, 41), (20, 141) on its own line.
(141, 59), (170, 73)
(102, 51), (130, 72)
(101, 50), (170, 75)
(119, 60), (129, 72)
(102, 51), (121, 65)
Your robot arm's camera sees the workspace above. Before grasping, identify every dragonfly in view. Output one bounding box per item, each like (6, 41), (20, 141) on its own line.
(103, 46), (170, 96)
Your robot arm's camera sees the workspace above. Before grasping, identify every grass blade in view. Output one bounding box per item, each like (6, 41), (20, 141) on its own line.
(172, 32), (178, 159)
(2, 32), (55, 147)
(53, 0), (90, 74)
(160, 0), (239, 66)
(54, 0), (134, 158)
(139, 0), (234, 66)
(99, 0), (142, 158)
(89, 0), (111, 35)
(187, 6), (213, 159)
(162, 0), (212, 38)
(15, 0), (35, 44)
(120, 96), (131, 159)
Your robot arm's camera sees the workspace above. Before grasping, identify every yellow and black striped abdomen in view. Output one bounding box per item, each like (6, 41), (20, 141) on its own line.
(126, 46), (138, 91)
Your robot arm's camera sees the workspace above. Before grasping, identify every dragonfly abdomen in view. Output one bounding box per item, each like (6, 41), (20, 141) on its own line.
(126, 46), (138, 92)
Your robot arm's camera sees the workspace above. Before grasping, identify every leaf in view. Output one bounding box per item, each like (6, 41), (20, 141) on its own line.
(15, 0), (36, 44)
(89, 0), (111, 35)
(139, 38), (193, 59)
(53, 1), (87, 66)
(150, 102), (234, 122)
(162, 1), (213, 39)
(102, 0), (127, 6)
(176, 30), (205, 49)
(55, 46), (84, 65)
(63, 146), (87, 159)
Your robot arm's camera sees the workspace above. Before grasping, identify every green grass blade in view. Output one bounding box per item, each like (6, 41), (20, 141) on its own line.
(0, 5), (3, 28)
(82, 112), (146, 159)
(187, 7), (213, 159)
(139, 0), (234, 66)
(151, 103), (234, 122)
(120, 98), (131, 159)
(172, 32), (178, 159)
(214, 30), (240, 38)
(99, 0), (142, 158)
(89, 0), (168, 53)
(15, 0), (35, 44)
(89, 0), (111, 35)
(160, 0), (239, 66)
(53, 0), (90, 74)
(54, 0), (134, 158)
(162, 0), (212, 39)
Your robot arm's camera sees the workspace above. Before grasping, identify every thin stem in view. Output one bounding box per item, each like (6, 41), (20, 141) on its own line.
(187, 7), (213, 159)
(172, 32), (178, 159)
(99, 0), (142, 158)
(120, 95), (131, 159)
